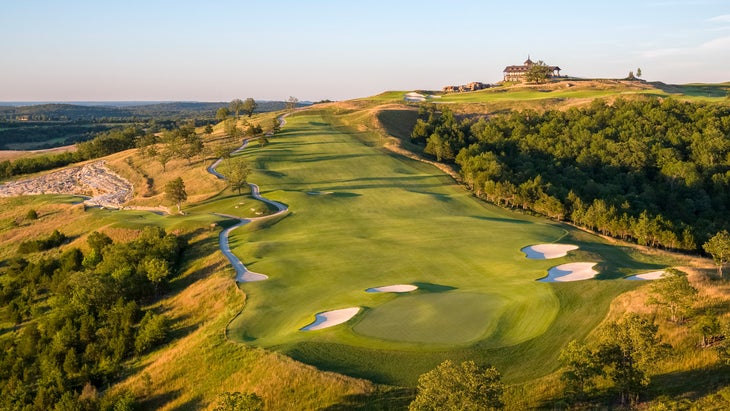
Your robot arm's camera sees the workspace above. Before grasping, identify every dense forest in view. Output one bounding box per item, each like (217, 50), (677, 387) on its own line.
(0, 227), (186, 410)
(411, 98), (730, 251)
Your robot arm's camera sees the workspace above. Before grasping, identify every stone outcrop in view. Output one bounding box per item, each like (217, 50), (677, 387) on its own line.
(442, 81), (491, 93)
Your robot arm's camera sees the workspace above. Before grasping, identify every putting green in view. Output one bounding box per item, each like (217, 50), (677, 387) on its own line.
(225, 109), (664, 384)
(354, 292), (506, 344)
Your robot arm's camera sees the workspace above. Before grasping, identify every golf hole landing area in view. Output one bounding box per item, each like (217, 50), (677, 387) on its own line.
(353, 293), (505, 344)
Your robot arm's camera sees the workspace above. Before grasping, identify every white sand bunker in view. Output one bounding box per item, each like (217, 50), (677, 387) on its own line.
(522, 244), (579, 259)
(626, 270), (666, 281)
(539, 262), (598, 282)
(366, 284), (418, 293)
(404, 92), (426, 102)
(300, 307), (360, 331)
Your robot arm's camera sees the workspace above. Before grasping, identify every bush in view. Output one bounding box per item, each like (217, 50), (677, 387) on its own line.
(17, 229), (67, 253)
(135, 312), (169, 354)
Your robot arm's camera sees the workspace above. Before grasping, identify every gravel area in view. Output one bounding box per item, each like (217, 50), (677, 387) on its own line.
(0, 161), (133, 208)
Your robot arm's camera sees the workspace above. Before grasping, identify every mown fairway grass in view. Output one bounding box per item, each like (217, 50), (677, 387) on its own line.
(225, 108), (669, 385)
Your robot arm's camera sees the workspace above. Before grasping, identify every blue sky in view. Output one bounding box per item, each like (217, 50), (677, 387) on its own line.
(1, 0), (728, 102)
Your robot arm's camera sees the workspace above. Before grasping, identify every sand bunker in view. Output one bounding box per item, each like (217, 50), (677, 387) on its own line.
(300, 307), (360, 331)
(366, 284), (418, 293)
(538, 262), (598, 282)
(306, 191), (334, 196)
(404, 92), (426, 102)
(522, 244), (579, 259)
(626, 270), (666, 281)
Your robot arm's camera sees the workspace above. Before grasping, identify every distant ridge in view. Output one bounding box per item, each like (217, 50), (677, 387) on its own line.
(0, 100), (311, 121)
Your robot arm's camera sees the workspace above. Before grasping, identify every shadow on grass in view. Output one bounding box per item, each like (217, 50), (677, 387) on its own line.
(306, 191), (361, 198)
(319, 387), (415, 411)
(278, 153), (378, 164)
(258, 169), (287, 178)
(137, 389), (201, 411)
(648, 363), (730, 401)
(405, 189), (452, 203)
(469, 215), (533, 225)
(412, 282), (457, 293)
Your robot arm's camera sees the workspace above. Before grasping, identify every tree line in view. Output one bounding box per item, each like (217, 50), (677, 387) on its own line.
(0, 227), (185, 410)
(411, 98), (730, 253)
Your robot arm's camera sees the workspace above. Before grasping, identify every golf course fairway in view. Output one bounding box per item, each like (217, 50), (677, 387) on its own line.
(226, 108), (663, 385)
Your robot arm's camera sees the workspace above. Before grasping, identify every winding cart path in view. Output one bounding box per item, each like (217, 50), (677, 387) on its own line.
(210, 116), (289, 282)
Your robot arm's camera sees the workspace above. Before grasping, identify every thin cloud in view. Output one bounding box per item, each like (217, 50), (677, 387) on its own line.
(639, 35), (730, 59)
(700, 36), (730, 49)
(640, 47), (685, 58)
(708, 14), (730, 23)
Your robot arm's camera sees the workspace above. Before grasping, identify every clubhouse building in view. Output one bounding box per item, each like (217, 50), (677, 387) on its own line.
(503, 57), (561, 82)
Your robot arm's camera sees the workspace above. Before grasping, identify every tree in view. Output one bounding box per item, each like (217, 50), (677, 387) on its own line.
(409, 360), (504, 411)
(246, 123), (263, 137)
(636, 67), (642, 78)
(135, 312), (169, 354)
(157, 146), (173, 171)
(695, 311), (722, 347)
(286, 96), (299, 111)
(242, 98), (257, 117)
(227, 157), (251, 195)
(270, 117), (281, 133)
(224, 118), (241, 138)
(424, 132), (454, 162)
(214, 392), (264, 411)
(181, 132), (204, 164)
(525, 60), (551, 84)
(142, 257), (170, 286)
(26, 209), (38, 220)
(258, 136), (269, 147)
(165, 177), (187, 213)
(597, 314), (669, 406)
(647, 268), (698, 323)
(703, 230), (730, 278)
(204, 123), (214, 135)
(87, 231), (112, 253)
(229, 99), (244, 118)
(559, 340), (603, 403)
(216, 107), (230, 121)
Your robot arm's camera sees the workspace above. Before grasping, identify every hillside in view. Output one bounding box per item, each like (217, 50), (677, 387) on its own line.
(0, 81), (729, 410)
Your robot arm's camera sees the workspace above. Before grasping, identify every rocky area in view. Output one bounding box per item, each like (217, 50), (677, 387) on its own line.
(0, 161), (133, 208)
(442, 81), (491, 92)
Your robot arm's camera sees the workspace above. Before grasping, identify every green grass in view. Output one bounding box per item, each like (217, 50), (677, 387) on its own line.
(186, 192), (279, 219)
(437, 86), (666, 103)
(224, 109), (672, 385)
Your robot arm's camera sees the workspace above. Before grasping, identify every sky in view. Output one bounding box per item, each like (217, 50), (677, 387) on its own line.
(1, 0), (729, 102)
